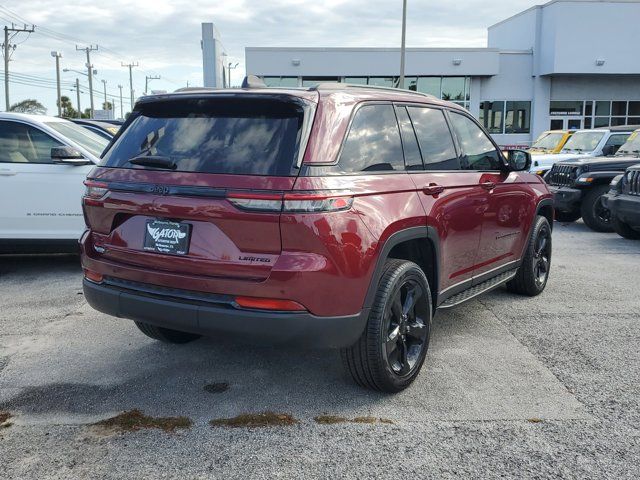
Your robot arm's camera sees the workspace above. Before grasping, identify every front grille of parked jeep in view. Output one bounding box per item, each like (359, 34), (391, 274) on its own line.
(625, 169), (640, 196)
(547, 164), (578, 187)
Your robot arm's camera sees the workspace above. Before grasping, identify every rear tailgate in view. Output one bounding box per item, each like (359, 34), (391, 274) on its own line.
(82, 93), (314, 282)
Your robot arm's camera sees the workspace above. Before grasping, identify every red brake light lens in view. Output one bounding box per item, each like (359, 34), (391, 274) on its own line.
(234, 296), (306, 311)
(226, 191), (353, 213)
(83, 268), (104, 283)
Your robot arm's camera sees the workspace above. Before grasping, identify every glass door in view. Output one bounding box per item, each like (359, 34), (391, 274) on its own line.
(549, 116), (582, 130)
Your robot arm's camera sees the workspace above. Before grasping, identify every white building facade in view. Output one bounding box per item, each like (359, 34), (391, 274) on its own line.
(245, 0), (640, 147)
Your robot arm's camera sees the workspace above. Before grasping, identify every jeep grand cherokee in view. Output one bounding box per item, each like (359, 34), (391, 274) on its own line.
(80, 78), (554, 392)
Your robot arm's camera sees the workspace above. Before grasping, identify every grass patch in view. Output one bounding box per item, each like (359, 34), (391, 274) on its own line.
(0, 411), (12, 429)
(203, 382), (229, 394)
(210, 412), (298, 428)
(93, 409), (192, 433)
(314, 414), (394, 425)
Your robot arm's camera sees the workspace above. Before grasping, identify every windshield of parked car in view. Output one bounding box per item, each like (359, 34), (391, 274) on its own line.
(45, 121), (109, 158)
(561, 131), (605, 153)
(101, 97), (305, 176)
(531, 132), (564, 150)
(615, 131), (640, 156)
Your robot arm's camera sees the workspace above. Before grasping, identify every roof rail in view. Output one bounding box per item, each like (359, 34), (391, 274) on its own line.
(310, 82), (437, 99)
(173, 86), (218, 93)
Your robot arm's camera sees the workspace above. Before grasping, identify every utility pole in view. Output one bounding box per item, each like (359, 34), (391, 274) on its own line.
(144, 75), (160, 95)
(117, 84), (123, 119)
(76, 45), (98, 117)
(2, 24), (36, 110)
(101, 79), (107, 114)
(51, 51), (63, 116)
(122, 62), (138, 109)
(399, 0), (407, 88)
(227, 62), (239, 88)
(75, 78), (81, 118)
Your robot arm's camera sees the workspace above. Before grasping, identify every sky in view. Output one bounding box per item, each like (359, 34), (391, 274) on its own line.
(0, 0), (541, 117)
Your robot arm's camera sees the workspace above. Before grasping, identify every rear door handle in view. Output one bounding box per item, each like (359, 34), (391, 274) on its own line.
(0, 169), (16, 176)
(480, 181), (496, 191)
(422, 183), (445, 196)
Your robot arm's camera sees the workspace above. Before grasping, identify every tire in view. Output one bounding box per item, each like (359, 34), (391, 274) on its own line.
(341, 259), (432, 393)
(612, 216), (640, 240)
(134, 321), (201, 344)
(580, 185), (614, 232)
(507, 215), (552, 296)
(554, 209), (581, 223)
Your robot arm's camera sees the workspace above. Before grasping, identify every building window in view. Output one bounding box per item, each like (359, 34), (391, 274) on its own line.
(262, 76), (299, 87)
(301, 77), (340, 86)
(441, 77), (466, 102)
(479, 101), (504, 134)
(480, 101), (531, 134)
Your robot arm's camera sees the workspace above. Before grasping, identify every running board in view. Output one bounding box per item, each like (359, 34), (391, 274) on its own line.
(438, 269), (518, 309)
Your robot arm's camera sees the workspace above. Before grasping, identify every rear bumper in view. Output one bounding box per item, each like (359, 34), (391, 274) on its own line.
(603, 193), (640, 227)
(549, 185), (582, 212)
(83, 278), (368, 349)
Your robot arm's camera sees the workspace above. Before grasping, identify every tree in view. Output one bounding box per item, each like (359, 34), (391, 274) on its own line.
(82, 108), (92, 119)
(9, 99), (47, 115)
(102, 101), (113, 111)
(57, 96), (77, 118)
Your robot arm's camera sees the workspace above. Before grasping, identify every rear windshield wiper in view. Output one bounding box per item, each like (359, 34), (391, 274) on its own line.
(127, 155), (177, 170)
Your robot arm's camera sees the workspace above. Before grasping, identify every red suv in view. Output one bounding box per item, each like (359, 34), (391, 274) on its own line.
(81, 80), (553, 392)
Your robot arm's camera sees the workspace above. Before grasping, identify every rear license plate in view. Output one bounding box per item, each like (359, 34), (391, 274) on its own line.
(143, 219), (191, 255)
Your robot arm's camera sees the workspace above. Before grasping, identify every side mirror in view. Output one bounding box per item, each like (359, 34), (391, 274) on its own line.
(506, 149), (531, 172)
(51, 146), (91, 165)
(601, 145), (616, 156)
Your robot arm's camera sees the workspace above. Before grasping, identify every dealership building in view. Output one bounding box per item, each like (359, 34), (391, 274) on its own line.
(245, 0), (640, 147)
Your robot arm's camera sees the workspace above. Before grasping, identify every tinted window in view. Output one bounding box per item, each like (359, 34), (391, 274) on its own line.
(408, 107), (459, 171)
(338, 104), (403, 172)
(605, 134), (630, 148)
(0, 121), (63, 164)
(395, 106), (422, 170)
(448, 112), (503, 171)
(101, 98), (304, 176)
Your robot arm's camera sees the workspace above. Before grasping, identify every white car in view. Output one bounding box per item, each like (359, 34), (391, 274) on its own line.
(529, 126), (636, 176)
(0, 113), (109, 252)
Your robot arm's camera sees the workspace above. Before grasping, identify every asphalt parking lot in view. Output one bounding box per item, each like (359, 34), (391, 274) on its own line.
(1, 221), (639, 479)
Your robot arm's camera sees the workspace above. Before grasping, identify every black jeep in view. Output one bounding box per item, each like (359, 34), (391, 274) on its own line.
(602, 164), (640, 239)
(546, 129), (640, 232)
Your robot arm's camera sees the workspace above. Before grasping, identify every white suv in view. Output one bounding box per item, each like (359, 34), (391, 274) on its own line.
(0, 113), (109, 252)
(529, 126), (637, 176)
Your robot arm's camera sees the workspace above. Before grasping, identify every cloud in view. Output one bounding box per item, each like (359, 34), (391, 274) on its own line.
(1, 0), (539, 114)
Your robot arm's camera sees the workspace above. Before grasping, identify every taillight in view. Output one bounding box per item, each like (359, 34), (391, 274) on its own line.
(83, 180), (109, 199)
(283, 193), (353, 212)
(83, 268), (104, 283)
(234, 296), (306, 311)
(226, 192), (283, 212)
(226, 191), (353, 213)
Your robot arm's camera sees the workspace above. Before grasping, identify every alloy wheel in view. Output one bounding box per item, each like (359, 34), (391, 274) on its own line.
(383, 280), (429, 377)
(533, 226), (551, 287)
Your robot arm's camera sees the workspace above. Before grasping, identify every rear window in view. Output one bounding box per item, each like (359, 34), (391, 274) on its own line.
(101, 97), (305, 176)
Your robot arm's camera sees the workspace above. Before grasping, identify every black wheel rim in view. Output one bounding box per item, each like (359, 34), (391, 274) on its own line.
(533, 226), (551, 287)
(594, 196), (611, 225)
(383, 279), (428, 377)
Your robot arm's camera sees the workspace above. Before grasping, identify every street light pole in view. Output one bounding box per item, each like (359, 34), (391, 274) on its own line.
(51, 51), (63, 116)
(118, 84), (123, 119)
(75, 78), (81, 118)
(228, 62), (239, 88)
(399, 0), (407, 88)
